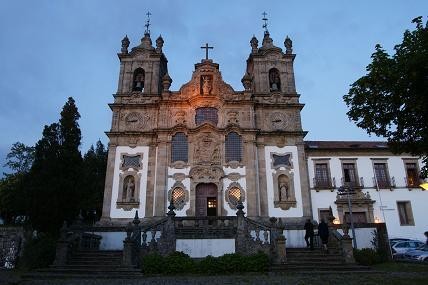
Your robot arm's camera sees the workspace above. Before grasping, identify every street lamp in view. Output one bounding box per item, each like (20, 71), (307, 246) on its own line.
(337, 186), (358, 249)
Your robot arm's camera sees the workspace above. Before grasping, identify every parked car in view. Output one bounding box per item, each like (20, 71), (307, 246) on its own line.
(389, 238), (410, 247)
(402, 244), (428, 263)
(392, 240), (425, 258)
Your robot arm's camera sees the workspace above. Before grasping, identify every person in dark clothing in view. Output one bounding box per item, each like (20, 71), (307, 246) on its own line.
(304, 219), (314, 250)
(318, 218), (329, 251)
(425, 231), (428, 245)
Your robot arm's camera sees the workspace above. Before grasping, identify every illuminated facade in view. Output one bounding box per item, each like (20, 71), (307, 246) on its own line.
(100, 29), (427, 241)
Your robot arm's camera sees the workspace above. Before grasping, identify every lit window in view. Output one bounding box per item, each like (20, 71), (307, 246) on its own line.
(195, 108), (218, 125)
(171, 188), (186, 210)
(207, 199), (217, 208)
(225, 132), (242, 162)
(405, 163), (419, 187)
(228, 187), (241, 207)
(171, 133), (188, 162)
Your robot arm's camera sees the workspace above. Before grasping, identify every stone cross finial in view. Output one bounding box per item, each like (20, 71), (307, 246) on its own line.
(262, 12), (269, 33)
(144, 11), (152, 35)
(200, 43), (214, 60)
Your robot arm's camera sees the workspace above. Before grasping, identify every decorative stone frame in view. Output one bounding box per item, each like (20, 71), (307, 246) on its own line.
(225, 182), (246, 210)
(167, 181), (189, 210)
(335, 191), (375, 223)
(270, 152), (293, 170)
(272, 169), (297, 210)
(119, 153), (144, 171)
(187, 165), (225, 216)
(116, 171), (141, 211)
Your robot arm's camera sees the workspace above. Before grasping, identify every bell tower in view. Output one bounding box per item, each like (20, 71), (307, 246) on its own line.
(116, 14), (168, 96)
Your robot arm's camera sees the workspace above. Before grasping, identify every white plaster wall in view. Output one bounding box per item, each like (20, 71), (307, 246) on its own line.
(265, 146), (303, 217)
(223, 166), (247, 216)
(176, 239), (235, 257)
(110, 146), (150, 219)
(337, 228), (376, 249)
(96, 232), (126, 250)
(166, 167), (191, 216)
(284, 230), (306, 248)
(308, 155), (428, 241)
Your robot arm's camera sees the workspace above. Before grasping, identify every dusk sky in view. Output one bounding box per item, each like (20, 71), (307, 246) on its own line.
(0, 0), (426, 175)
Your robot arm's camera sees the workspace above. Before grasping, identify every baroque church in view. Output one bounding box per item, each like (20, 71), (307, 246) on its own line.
(100, 19), (427, 244)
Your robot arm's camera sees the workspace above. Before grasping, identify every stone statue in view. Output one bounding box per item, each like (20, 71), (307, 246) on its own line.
(278, 175), (289, 201)
(202, 76), (212, 95)
(124, 176), (135, 201)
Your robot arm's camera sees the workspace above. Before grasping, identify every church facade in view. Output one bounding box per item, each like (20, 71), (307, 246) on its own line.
(100, 28), (427, 242)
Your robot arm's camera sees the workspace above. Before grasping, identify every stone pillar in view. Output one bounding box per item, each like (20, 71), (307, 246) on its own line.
(100, 144), (117, 222)
(145, 144), (157, 217)
(256, 143), (269, 216)
(244, 136), (257, 217)
(235, 200), (247, 254)
(341, 236), (355, 264)
(275, 235), (287, 264)
(296, 142), (312, 217)
(122, 222), (134, 267)
(154, 138), (168, 216)
(53, 223), (70, 266)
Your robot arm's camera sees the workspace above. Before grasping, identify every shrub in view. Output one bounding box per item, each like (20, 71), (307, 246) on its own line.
(18, 234), (56, 270)
(141, 251), (269, 275)
(353, 248), (385, 265)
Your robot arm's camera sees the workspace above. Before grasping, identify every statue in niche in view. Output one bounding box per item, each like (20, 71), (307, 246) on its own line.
(201, 75), (212, 95)
(278, 175), (289, 201)
(123, 176), (135, 202)
(269, 69), (281, 91)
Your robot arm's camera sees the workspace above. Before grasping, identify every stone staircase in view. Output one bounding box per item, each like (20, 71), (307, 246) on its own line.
(22, 250), (143, 280)
(271, 247), (370, 272)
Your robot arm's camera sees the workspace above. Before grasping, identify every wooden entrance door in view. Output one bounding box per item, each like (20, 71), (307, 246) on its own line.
(195, 183), (217, 216)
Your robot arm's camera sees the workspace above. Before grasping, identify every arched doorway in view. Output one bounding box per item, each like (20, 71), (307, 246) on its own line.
(195, 183), (217, 217)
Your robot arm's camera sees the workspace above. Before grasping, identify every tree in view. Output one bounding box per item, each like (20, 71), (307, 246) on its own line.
(0, 142), (34, 223)
(80, 140), (108, 222)
(343, 17), (428, 177)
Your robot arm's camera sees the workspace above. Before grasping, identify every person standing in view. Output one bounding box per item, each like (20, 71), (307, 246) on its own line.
(304, 219), (314, 250)
(318, 218), (329, 251)
(424, 231), (428, 245)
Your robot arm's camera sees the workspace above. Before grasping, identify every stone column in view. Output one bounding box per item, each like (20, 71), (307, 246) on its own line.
(235, 201), (247, 254)
(341, 236), (355, 264)
(244, 135), (257, 217)
(53, 223), (70, 266)
(275, 235), (287, 264)
(154, 137), (168, 216)
(256, 142), (269, 217)
(296, 142), (312, 218)
(100, 144), (117, 222)
(145, 144), (158, 217)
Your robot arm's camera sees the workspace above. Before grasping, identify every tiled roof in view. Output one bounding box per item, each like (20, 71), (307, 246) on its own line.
(305, 141), (388, 150)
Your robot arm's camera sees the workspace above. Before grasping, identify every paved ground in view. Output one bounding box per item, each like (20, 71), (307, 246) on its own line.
(2, 268), (428, 285)
(0, 272), (426, 285)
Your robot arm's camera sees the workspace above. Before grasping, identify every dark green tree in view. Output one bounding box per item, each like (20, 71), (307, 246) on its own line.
(29, 97), (83, 233)
(0, 142), (34, 223)
(344, 17), (428, 177)
(80, 140), (108, 222)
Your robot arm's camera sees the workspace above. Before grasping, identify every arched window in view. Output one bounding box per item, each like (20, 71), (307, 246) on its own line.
(132, 68), (145, 91)
(195, 107), (218, 125)
(269, 68), (281, 91)
(225, 132), (242, 162)
(171, 187), (186, 210)
(171, 132), (188, 162)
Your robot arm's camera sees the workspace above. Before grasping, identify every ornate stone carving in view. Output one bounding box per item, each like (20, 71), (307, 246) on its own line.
(189, 166), (224, 183)
(201, 75), (212, 95)
(225, 182), (245, 210)
(193, 133), (221, 165)
(120, 154), (143, 170)
(226, 110), (239, 125)
(172, 173), (186, 182)
(174, 110), (186, 125)
(272, 167), (297, 211)
(227, 172), (243, 182)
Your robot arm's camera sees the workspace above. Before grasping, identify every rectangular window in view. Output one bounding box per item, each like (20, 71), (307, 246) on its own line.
(374, 163), (390, 188)
(405, 163), (419, 187)
(397, 201), (415, 226)
(314, 163), (331, 188)
(342, 163), (358, 187)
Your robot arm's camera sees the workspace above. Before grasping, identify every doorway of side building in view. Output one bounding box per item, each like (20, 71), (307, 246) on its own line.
(195, 183), (217, 217)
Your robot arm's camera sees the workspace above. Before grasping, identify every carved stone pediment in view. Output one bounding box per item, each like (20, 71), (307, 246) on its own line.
(274, 200), (297, 211)
(189, 166), (224, 183)
(193, 132), (221, 165)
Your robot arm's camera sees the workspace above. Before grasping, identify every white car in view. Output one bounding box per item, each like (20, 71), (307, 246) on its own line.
(392, 240), (425, 257)
(403, 244), (428, 263)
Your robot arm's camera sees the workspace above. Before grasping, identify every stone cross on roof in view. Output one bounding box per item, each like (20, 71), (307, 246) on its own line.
(200, 43), (214, 60)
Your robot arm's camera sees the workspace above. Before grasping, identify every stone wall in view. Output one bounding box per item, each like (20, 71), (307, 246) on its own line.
(0, 226), (24, 269)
